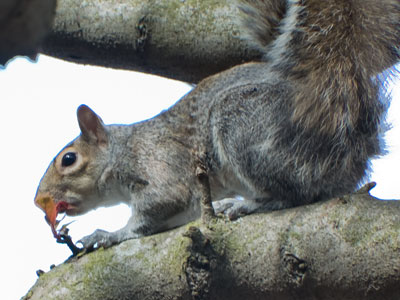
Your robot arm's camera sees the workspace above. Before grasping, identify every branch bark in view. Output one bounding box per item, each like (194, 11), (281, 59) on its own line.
(41, 0), (264, 82)
(24, 189), (400, 300)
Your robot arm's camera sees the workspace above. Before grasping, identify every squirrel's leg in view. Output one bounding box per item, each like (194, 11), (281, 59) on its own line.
(77, 216), (148, 250)
(213, 198), (265, 220)
(78, 200), (199, 250)
(213, 197), (289, 220)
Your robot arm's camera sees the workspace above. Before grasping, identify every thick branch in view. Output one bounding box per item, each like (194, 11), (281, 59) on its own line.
(0, 0), (56, 66)
(24, 191), (400, 300)
(41, 0), (264, 82)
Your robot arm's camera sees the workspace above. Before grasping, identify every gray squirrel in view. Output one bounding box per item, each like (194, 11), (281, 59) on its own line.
(35, 0), (400, 249)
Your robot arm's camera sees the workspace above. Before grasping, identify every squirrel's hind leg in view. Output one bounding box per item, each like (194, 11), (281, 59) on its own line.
(213, 197), (289, 220)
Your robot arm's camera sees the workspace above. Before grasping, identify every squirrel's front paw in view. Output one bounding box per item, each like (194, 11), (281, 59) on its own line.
(78, 229), (114, 250)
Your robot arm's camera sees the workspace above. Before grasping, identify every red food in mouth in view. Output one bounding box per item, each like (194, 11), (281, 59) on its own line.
(35, 195), (75, 238)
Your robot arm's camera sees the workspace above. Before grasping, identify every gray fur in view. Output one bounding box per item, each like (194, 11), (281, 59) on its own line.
(35, 0), (400, 248)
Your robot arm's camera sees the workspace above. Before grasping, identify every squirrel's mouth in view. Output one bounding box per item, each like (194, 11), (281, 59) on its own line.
(34, 194), (76, 238)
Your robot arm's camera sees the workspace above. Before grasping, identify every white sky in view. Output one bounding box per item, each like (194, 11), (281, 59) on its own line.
(0, 55), (399, 299)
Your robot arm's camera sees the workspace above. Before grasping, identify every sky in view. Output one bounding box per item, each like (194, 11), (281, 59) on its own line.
(0, 55), (399, 299)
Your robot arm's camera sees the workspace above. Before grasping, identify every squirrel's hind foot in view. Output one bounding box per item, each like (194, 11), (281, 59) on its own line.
(213, 197), (291, 220)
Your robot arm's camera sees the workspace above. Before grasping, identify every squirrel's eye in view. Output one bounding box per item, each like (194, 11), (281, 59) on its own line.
(61, 152), (77, 167)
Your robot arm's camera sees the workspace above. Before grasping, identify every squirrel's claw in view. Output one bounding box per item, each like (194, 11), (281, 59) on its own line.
(77, 229), (114, 250)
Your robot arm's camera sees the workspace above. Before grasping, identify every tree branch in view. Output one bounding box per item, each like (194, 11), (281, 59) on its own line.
(0, 0), (56, 66)
(24, 191), (400, 300)
(41, 0), (265, 82)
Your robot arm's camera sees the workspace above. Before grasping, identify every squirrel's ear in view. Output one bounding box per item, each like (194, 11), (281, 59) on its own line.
(77, 105), (108, 145)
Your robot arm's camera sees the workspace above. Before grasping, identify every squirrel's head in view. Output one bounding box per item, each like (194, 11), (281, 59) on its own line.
(34, 105), (109, 238)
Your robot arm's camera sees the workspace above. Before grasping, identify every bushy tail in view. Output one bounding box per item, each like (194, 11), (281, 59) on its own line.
(240, 0), (400, 133)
